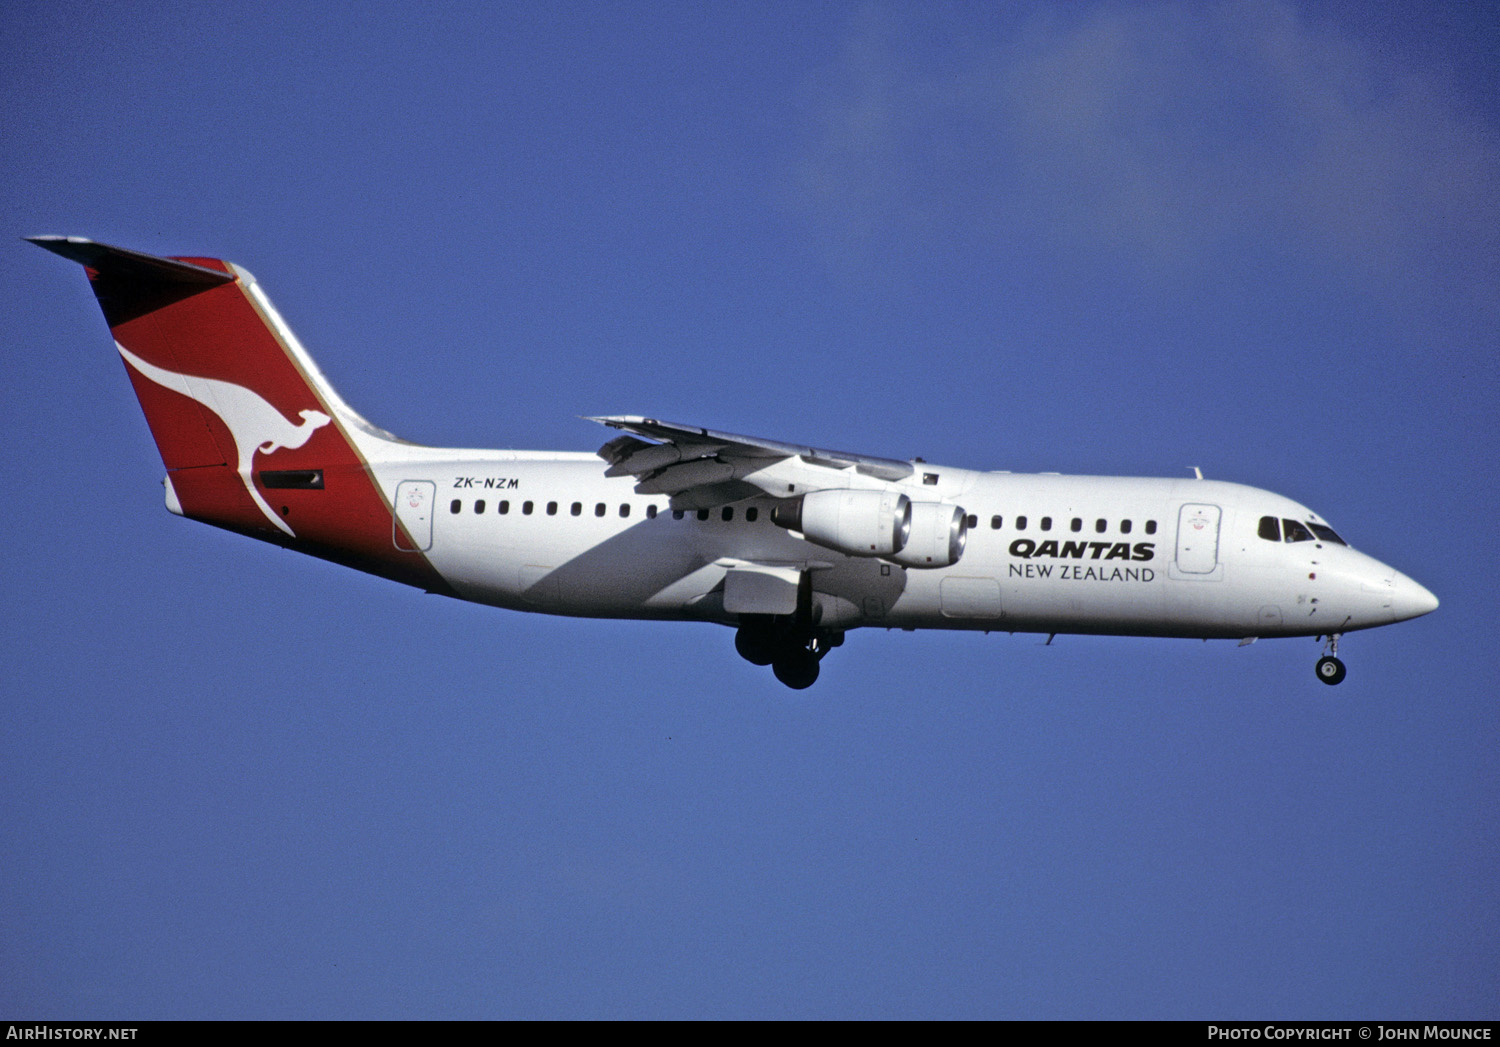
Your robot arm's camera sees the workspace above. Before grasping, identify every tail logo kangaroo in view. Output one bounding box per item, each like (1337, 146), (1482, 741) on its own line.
(117, 343), (331, 536)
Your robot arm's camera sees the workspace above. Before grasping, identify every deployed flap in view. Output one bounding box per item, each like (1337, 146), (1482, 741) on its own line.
(666, 480), (765, 512)
(722, 564), (802, 615)
(591, 416), (913, 480)
(589, 415), (915, 508)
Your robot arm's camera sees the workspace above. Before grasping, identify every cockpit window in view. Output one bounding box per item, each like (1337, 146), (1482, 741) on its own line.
(1282, 519), (1314, 543)
(1308, 523), (1347, 546)
(1258, 516), (1281, 541)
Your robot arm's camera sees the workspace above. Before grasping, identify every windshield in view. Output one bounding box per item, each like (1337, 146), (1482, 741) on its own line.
(1308, 523), (1347, 545)
(1260, 516), (1348, 546)
(1282, 519), (1314, 542)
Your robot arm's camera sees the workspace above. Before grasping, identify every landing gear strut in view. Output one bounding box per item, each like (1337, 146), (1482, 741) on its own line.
(1315, 633), (1347, 685)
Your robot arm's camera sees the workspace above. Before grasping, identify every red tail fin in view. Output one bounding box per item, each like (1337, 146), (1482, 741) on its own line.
(32, 237), (452, 593)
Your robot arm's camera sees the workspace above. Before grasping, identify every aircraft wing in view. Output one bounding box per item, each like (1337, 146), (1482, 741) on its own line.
(588, 415), (915, 510)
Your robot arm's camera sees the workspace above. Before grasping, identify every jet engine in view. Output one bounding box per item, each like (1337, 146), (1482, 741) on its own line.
(771, 489), (911, 557)
(888, 501), (967, 568)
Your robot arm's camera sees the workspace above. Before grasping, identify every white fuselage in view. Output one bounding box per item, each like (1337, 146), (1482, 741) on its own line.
(362, 451), (1432, 641)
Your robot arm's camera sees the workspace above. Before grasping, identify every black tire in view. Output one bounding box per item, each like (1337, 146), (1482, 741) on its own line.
(1316, 656), (1347, 685)
(735, 627), (776, 666)
(772, 648), (820, 689)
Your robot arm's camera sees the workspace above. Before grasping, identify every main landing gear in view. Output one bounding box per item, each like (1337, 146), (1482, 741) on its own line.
(735, 619), (844, 690)
(1315, 633), (1347, 686)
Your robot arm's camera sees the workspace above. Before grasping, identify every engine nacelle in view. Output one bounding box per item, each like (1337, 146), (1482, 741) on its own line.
(888, 501), (967, 568)
(771, 489), (911, 557)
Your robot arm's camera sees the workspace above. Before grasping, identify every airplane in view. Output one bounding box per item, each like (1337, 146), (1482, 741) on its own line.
(31, 236), (1439, 689)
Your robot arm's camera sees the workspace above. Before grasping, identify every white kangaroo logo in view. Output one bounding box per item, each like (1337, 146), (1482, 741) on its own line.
(117, 343), (332, 536)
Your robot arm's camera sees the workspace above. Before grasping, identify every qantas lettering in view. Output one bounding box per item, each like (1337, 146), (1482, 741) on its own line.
(1008, 539), (1155, 562)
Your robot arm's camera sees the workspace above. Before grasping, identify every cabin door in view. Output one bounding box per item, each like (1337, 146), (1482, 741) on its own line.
(1175, 503), (1221, 574)
(394, 480), (435, 551)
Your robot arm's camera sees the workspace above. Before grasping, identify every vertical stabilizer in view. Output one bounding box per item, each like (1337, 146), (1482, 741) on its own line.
(31, 236), (452, 593)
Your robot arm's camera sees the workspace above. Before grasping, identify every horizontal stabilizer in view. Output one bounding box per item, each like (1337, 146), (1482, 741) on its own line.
(27, 236), (234, 286)
(30, 235), (237, 326)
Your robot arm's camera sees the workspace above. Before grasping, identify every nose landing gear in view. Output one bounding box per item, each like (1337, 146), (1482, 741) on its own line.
(1315, 633), (1347, 685)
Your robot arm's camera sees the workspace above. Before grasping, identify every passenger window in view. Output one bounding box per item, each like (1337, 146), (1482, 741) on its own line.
(966, 514), (978, 529)
(450, 500), (461, 514)
(1040, 517), (1052, 531)
(547, 501), (558, 516)
(722, 507), (734, 521)
(1015, 515), (1028, 530)
(499, 500), (510, 515)
(1071, 518), (1082, 532)
(1121, 520), (1132, 534)
(570, 502), (581, 516)
(746, 507), (759, 522)
(595, 503), (606, 517)
(696, 509), (709, 521)
(991, 515), (1002, 530)
(474, 500), (485, 514)
(672, 509), (684, 520)
(523, 501), (534, 515)
(619, 504), (630, 518)
(646, 504), (657, 519)
(1282, 519), (1314, 543)
(1145, 520), (1157, 534)
(1258, 516), (1281, 541)
(1095, 518), (1107, 533)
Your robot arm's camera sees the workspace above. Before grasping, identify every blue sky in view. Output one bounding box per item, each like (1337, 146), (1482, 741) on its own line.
(3, 0), (1496, 1019)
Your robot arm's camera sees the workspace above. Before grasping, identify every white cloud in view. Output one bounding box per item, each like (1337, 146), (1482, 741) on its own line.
(794, 1), (1499, 296)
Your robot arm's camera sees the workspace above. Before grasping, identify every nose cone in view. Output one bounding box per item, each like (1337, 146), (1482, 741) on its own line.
(1390, 572), (1439, 622)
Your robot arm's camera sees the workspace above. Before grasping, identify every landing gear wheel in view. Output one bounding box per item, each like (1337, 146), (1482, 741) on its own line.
(1316, 656), (1347, 686)
(735, 627), (776, 666)
(772, 648), (820, 690)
